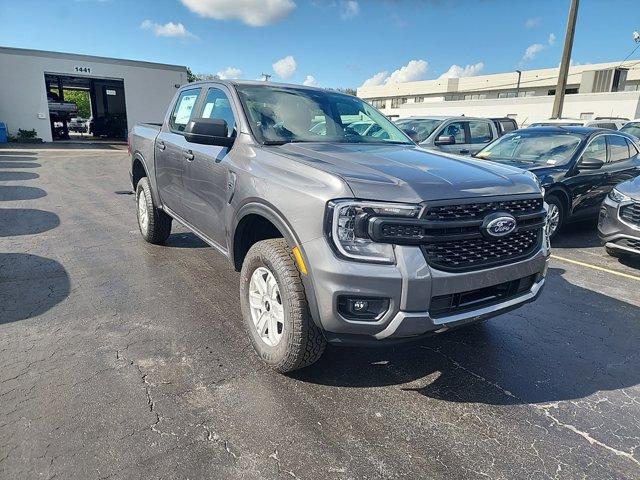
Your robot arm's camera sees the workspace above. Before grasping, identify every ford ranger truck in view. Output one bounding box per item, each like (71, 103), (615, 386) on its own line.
(129, 81), (550, 373)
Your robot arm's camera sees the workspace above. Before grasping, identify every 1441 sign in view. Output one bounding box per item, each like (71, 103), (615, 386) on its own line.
(74, 66), (92, 74)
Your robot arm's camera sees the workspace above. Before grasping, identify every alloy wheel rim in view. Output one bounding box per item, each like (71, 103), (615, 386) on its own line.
(138, 191), (149, 234)
(248, 267), (284, 347)
(547, 204), (560, 237)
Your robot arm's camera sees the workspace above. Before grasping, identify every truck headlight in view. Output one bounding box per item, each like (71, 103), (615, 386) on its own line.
(326, 200), (422, 263)
(608, 188), (630, 203)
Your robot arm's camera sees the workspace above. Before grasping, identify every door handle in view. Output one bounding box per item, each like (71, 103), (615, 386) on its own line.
(459, 149), (470, 155)
(183, 150), (195, 161)
(157, 141), (166, 151)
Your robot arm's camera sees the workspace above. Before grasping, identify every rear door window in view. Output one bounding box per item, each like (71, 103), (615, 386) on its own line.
(608, 135), (631, 162)
(170, 88), (201, 132)
(500, 120), (517, 134)
(468, 120), (493, 143)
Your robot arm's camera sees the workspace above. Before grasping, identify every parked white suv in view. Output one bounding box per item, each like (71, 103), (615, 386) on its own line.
(528, 118), (627, 130)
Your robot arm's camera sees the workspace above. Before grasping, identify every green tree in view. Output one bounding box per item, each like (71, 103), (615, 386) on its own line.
(63, 90), (91, 118)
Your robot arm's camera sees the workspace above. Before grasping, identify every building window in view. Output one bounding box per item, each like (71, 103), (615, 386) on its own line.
(498, 91), (518, 99)
(414, 96), (424, 103)
(548, 88), (579, 95)
(445, 95), (462, 101)
(370, 99), (386, 109)
(624, 84), (639, 91)
(391, 97), (408, 108)
(580, 112), (594, 120)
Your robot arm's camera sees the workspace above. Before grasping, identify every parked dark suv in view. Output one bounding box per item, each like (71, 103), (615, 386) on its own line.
(475, 126), (640, 238)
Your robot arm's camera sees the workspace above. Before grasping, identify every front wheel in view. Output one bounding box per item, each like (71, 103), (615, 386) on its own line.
(545, 195), (564, 240)
(240, 238), (326, 373)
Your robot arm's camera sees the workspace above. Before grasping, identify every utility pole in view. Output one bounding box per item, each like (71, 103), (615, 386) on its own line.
(516, 70), (522, 97)
(551, 0), (580, 119)
(261, 73), (272, 82)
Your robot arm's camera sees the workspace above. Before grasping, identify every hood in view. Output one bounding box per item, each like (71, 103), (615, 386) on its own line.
(477, 158), (568, 186)
(273, 143), (541, 203)
(615, 175), (640, 200)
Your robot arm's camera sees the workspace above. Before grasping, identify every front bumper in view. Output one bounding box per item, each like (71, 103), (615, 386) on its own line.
(598, 196), (640, 256)
(301, 236), (550, 344)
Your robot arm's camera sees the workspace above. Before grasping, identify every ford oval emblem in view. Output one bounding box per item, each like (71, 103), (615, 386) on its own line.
(482, 213), (517, 238)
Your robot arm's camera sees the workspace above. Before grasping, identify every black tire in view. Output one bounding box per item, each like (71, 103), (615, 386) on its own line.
(136, 177), (172, 244)
(545, 195), (565, 240)
(240, 238), (326, 373)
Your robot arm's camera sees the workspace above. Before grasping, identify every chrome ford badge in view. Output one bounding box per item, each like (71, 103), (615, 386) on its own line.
(482, 213), (517, 238)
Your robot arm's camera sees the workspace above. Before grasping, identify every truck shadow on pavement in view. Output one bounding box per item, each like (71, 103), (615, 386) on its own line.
(0, 208), (60, 237)
(0, 185), (47, 201)
(294, 267), (640, 406)
(0, 253), (70, 325)
(165, 232), (209, 249)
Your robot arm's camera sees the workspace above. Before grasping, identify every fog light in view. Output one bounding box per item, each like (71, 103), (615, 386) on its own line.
(337, 296), (389, 321)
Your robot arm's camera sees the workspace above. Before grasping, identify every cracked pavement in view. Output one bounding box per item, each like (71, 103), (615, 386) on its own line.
(0, 146), (639, 479)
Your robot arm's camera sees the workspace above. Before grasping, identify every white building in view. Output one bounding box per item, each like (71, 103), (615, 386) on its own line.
(357, 61), (640, 126)
(0, 46), (188, 142)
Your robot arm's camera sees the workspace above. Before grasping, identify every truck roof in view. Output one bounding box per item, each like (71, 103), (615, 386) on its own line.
(185, 79), (329, 92)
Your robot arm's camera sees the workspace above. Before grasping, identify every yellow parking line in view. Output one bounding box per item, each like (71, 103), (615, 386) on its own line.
(551, 255), (640, 282)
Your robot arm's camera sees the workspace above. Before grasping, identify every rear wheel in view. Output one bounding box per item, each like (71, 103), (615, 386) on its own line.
(240, 238), (326, 373)
(545, 195), (564, 240)
(136, 177), (172, 244)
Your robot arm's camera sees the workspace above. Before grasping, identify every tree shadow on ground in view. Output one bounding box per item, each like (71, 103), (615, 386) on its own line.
(0, 171), (39, 181)
(0, 209), (60, 237)
(0, 161), (41, 169)
(0, 185), (47, 201)
(0, 253), (70, 324)
(293, 267), (640, 406)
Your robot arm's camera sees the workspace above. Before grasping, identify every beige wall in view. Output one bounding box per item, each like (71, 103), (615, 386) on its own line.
(377, 91), (640, 126)
(0, 48), (186, 142)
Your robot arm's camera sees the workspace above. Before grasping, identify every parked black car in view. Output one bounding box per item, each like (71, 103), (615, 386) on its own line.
(475, 126), (640, 238)
(598, 175), (640, 258)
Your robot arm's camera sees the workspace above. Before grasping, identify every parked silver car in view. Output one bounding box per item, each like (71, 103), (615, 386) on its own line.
(598, 175), (640, 258)
(395, 116), (499, 155)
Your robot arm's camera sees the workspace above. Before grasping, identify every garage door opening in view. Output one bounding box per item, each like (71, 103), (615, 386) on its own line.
(45, 74), (128, 142)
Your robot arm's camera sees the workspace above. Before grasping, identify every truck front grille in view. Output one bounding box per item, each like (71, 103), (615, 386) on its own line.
(366, 195), (546, 272)
(620, 202), (640, 227)
(422, 229), (541, 271)
(423, 198), (544, 221)
(420, 196), (545, 272)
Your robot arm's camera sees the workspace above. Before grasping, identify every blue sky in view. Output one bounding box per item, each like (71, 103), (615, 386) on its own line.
(1, 0), (639, 88)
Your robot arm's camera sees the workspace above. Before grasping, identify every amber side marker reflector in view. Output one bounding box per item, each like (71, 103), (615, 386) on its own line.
(292, 246), (308, 275)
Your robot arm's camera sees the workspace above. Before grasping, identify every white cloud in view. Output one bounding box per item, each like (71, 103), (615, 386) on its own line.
(521, 43), (545, 63)
(340, 0), (359, 20)
(548, 33), (556, 45)
(385, 59), (429, 84)
(360, 59), (428, 88)
(361, 71), (389, 88)
(272, 55), (297, 79)
(525, 17), (540, 28)
(140, 20), (197, 39)
(216, 66), (243, 79)
(180, 0), (296, 27)
(302, 75), (318, 86)
(439, 62), (485, 79)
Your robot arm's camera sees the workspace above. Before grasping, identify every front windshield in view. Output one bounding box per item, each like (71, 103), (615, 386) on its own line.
(475, 131), (583, 165)
(620, 122), (640, 139)
(236, 85), (413, 145)
(394, 119), (443, 143)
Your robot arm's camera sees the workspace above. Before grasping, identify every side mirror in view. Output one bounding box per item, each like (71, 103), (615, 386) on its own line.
(434, 134), (455, 146)
(401, 128), (419, 143)
(184, 118), (234, 147)
(579, 157), (604, 170)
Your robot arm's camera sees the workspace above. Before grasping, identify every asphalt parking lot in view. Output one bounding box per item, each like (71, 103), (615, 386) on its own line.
(1, 146), (639, 480)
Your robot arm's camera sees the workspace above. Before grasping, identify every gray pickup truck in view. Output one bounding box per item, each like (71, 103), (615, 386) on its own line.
(129, 80), (550, 373)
